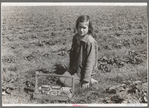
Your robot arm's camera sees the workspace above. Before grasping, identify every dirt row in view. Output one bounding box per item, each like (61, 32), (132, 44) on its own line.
(103, 81), (147, 103)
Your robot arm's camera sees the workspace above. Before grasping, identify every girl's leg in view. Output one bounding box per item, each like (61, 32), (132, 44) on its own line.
(59, 71), (80, 87)
(59, 71), (72, 86)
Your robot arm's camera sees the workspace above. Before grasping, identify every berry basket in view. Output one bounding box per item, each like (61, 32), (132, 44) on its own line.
(33, 71), (74, 101)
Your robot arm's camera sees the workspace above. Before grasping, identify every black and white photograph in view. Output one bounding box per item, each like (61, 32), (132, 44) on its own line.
(1, 2), (148, 106)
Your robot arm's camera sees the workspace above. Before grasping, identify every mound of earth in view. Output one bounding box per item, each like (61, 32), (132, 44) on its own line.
(103, 81), (148, 103)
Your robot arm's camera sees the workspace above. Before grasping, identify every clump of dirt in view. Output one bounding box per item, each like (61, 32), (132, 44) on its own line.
(103, 80), (148, 103)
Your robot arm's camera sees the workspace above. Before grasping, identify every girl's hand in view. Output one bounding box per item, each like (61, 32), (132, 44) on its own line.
(82, 83), (90, 89)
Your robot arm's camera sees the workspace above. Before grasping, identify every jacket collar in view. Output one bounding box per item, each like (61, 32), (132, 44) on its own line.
(76, 33), (90, 43)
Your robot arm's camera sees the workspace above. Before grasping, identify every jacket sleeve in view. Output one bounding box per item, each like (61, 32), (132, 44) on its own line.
(83, 42), (96, 83)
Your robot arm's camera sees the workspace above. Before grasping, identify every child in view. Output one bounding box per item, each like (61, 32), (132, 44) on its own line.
(60, 15), (98, 89)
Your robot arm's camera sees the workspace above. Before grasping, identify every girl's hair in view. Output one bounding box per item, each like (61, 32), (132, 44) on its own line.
(75, 15), (97, 40)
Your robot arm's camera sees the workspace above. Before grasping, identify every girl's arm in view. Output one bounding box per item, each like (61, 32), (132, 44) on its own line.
(83, 42), (96, 83)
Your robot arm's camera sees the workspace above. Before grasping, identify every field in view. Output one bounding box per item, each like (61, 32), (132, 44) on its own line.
(1, 6), (147, 105)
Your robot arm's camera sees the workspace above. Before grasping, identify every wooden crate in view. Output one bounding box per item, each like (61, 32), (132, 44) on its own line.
(33, 71), (74, 101)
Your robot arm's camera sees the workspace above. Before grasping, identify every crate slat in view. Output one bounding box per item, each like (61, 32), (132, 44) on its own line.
(33, 93), (70, 101)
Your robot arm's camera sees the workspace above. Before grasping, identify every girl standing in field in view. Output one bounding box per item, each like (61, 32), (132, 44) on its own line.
(60, 15), (98, 89)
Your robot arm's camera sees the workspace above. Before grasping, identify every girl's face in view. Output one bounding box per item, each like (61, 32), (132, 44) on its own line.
(77, 21), (89, 36)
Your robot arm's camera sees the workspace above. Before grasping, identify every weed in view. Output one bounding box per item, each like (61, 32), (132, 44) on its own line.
(8, 66), (17, 72)
(2, 55), (16, 63)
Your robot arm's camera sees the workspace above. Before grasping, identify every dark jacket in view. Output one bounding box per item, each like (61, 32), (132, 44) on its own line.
(69, 33), (98, 83)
